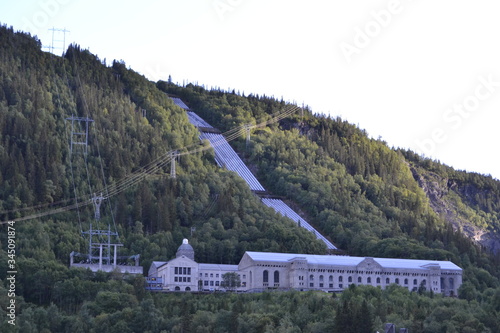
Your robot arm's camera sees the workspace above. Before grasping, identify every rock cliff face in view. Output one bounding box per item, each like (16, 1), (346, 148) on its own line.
(410, 166), (500, 254)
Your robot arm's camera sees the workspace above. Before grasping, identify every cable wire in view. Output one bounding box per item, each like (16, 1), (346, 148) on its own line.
(0, 99), (300, 224)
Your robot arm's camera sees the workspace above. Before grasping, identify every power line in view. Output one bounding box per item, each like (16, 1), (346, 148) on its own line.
(0, 105), (300, 224)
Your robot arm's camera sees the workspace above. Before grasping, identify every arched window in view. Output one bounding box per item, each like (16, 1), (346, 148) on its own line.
(395, 278), (399, 284)
(404, 279), (408, 285)
(318, 275), (324, 287)
(310, 274), (314, 281)
(274, 271), (280, 283)
(357, 277), (362, 283)
(329, 275), (333, 282)
(386, 278), (390, 284)
(421, 279), (427, 291)
(339, 276), (343, 282)
(175, 286), (180, 291)
(185, 287), (191, 291)
(413, 279), (418, 285)
(263, 270), (269, 283)
(376, 277), (380, 284)
(348, 276), (352, 283)
(367, 277), (372, 283)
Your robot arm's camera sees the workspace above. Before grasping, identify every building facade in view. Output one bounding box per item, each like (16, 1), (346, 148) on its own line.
(147, 239), (247, 292)
(147, 239), (462, 296)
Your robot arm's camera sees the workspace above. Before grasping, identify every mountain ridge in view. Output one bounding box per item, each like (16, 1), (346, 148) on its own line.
(1, 25), (500, 332)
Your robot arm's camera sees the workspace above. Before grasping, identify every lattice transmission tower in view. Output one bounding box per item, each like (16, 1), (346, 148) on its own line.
(66, 116), (142, 273)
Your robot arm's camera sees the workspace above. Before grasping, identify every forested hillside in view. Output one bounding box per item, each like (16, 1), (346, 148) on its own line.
(1, 25), (500, 332)
(402, 150), (500, 253)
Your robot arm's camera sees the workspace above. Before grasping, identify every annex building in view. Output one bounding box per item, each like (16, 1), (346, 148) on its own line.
(147, 239), (462, 296)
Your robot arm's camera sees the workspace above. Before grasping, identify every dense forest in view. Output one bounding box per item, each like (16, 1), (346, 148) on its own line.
(1, 25), (500, 332)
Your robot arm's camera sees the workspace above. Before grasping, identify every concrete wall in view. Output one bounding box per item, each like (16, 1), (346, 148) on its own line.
(70, 263), (143, 274)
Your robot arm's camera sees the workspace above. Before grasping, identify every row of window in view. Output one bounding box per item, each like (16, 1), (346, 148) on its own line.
(204, 280), (221, 286)
(295, 273), (432, 287)
(202, 280), (247, 287)
(262, 270), (279, 283)
(174, 276), (191, 283)
(305, 283), (426, 291)
(200, 273), (247, 279)
(440, 277), (455, 288)
(258, 264), (286, 268)
(306, 269), (430, 277)
(307, 278), (426, 289)
(174, 267), (191, 275)
(282, 272), (429, 286)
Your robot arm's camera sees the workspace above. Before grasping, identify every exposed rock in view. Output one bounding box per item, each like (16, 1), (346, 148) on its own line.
(410, 166), (500, 254)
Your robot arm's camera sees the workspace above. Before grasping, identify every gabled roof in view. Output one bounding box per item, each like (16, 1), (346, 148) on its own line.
(151, 261), (168, 268)
(243, 252), (462, 271)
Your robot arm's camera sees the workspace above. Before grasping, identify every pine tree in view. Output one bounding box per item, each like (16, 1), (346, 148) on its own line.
(358, 299), (374, 333)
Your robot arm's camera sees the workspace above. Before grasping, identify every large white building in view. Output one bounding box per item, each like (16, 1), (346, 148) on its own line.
(147, 239), (462, 296)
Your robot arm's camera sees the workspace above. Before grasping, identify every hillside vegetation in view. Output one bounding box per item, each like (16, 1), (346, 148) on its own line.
(1, 25), (500, 332)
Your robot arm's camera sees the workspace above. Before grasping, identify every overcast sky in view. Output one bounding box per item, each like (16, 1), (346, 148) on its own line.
(2, 0), (500, 179)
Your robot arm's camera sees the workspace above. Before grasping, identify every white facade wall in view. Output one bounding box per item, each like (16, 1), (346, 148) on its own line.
(155, 257), (246, 292)
(157, 256), (199, 292)
(237, 253), (462, 296)
(198, 264), (246, 291)
(150, 251), (462, 296)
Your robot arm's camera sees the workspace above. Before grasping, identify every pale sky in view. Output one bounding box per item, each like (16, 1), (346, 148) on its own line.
(1, 0), (500, 179)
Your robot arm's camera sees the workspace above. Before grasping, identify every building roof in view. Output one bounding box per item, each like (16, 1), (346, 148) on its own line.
(243, 252), (462, 271)
(151, 261), (168, 268)
(199, 263), (239, 271)
(176, 239), (195, 260)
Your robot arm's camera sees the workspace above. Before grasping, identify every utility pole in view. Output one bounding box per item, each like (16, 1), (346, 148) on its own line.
(49, 27), (70, 55)
(170, 151), (178, 178)
(245, 124), (251, 149)
(66, 116), (94, 155)
(83, 193), (119, 266)
(92, 193), (105, 221)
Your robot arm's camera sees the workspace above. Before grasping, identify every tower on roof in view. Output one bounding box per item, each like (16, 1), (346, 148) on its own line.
(176, 238), (194, 260)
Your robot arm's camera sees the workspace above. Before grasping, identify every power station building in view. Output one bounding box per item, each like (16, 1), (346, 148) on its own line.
(147, 239), (463, 296)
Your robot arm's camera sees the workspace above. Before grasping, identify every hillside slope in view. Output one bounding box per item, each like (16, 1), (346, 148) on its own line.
(159, 83), (500, 255)
(1, 25), (500, 332)
(403, 150), (500, 253)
